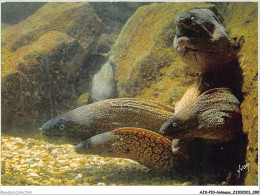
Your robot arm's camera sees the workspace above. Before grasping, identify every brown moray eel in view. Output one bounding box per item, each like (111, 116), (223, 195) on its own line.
(174, 8), (235, 73)
(75, 128), (189, 172)
(160, 88), (241, 142)
(40, 98), (174, 144)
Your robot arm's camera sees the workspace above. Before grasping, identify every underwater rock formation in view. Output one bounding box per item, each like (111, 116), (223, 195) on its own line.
(1, 2), (104, 132)
(214, 2), (258, 186)
(2, 2), (103, 55)
(1, 31), (86, 132)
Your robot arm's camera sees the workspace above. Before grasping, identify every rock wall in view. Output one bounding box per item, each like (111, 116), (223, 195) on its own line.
(215, 2), (258, 186)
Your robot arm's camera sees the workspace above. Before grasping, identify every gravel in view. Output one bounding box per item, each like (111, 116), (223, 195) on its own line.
(1, 134), (193, 186)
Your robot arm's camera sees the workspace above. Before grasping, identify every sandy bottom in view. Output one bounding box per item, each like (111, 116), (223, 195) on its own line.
(1, 134), (194, 186)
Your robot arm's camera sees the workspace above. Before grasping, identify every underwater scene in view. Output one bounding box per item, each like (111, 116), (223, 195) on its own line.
(1, 2), (258, 187)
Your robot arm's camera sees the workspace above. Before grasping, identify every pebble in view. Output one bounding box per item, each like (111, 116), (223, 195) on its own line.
(29, 173), (39, 177)
(26, 160), (35, 165)
(97, 182), (106, 186)
(4, 154), (13, 159)
(21, 164), (29, 168)
(18, 149), (27, 154)
(70, 163), (78, 168)
(30, 164), (39, 168)
(75, 173), (84, 183)
(57, 160), (67, 166)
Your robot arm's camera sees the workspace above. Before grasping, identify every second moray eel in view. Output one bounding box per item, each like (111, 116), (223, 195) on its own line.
(75, 128), (189, 172)
(40, 98), (174, 144)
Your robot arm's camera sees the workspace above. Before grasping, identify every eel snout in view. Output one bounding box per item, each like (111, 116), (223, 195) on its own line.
(159, 120), (173, 136)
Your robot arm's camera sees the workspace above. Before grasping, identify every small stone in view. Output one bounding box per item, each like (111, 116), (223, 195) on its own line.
(30, 164), (39, 168)
(38, 163), (44, 168)
(21, 164), (29, 168)
(182, 182), (191, 186)
(18, 149), (27, 154)
(4, 154), (13, 159)
(57, 160), (67, 166)
(97, 182), (106, 186)
(75, 173), (83, 183)
(29, 173), (39, 177)
(15, 137), (23, 142)
(47, 145), (55, 151)
(26, 160), (35, 165)
(70, 163), (78, 168)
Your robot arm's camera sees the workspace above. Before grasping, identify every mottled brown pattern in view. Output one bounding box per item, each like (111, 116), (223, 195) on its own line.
(75, 128), (189, 171)
(160, 88), (241, 142)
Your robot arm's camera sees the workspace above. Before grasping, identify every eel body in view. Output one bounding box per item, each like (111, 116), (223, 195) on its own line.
(40, 98), (174, 144)
(160, 88), (241, 142)
(75, 128), (189, 172)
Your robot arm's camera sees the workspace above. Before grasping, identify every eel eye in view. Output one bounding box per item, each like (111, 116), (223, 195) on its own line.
(172, 122), (178, 128)
(191, 16), (196, 22)
(60, 124), (65, 130)
(85, 145), (88, 150)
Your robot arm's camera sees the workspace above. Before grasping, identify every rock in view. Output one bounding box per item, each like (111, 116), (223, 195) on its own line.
(97, 182), (106, 186)
(75, 93), (90, 107)
(4, 154), (13, 159)
(70, 163), (78, 168)
(26, 159), (35, 165)
(2, 2), (105, 133)
(21, 164), (29, 168)
(110, 2), (215, 104)
(90, 60), (116, 102)
(57, 160), (67, 166)
(75, 173), (84, 183)
(214, 2), (258, 185)
(2, 2), (103, 54)
(2, 31), (86, 132)
(29, 173), (39, 177)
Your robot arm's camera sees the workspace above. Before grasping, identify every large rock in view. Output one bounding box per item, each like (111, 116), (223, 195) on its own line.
(2, 2), (104, 55)
(110, 2), (216, 105)
(215, 2), (258, 186)
(2, 31), (86, 133)
(2, 2), (105, 133)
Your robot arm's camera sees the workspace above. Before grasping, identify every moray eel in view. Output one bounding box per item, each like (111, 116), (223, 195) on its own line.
(174, 8), (235, 73)
(40, 98), (174, 144)
(160, 88), (241, 142)
(75, 128), (189, 172)
(91, 60), (116, 102)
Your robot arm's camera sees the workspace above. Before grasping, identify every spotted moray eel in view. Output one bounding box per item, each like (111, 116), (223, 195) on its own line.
(75, 128), (189, 172)
(41, 8), (242, 174)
